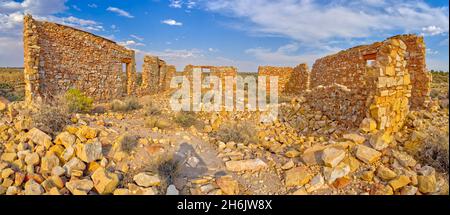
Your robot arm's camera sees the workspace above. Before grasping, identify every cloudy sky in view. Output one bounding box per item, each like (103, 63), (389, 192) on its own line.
(0, 0), (449, 72)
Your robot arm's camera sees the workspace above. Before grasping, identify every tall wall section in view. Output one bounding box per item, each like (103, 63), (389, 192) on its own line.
(309, 38), (412, 133)
(23, 15), (136, 103)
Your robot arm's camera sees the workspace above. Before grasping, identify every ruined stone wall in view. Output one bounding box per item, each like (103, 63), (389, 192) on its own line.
(391, 35), (431, 109)
(23, 15), (136, 103)
(284, 63), (310, 94)
(183, 65), (237, 87)
(138, 56), (176, 95)
(308, 38), (412, 133)
(258, 66), (294, 94)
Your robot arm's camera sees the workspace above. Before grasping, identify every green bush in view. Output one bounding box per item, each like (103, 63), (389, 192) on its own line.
(64, 89), (93, 113)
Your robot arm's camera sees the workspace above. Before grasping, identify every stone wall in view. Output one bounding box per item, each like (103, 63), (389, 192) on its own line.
(258, 66), (294, 94)
(285, 63), (310, 94)
(23, 15), (136, 103)
(390, 35), (431, 109)
(138, 56), (176, 95)
(308, 37), (412, 133)
(183, 65), (237, 90)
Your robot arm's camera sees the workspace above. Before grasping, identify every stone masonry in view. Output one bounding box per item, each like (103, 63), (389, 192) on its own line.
(309, 37), (412, 133)
(138, 56), (176, 95)
(390, 35), (431, 109)
(23, 15), (137, 103)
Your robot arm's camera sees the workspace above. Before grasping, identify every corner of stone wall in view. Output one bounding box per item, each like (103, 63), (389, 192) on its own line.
(23, 14), (41, 105)
(368, 38), (412, 134)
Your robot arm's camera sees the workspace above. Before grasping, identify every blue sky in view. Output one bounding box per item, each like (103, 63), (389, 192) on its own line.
(0, 0), (449, 72)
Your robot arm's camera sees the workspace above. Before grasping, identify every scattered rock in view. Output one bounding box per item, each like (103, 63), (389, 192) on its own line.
(27, 128), (53, 149)
(91, 167), (119, 195)
(166, 185), (179, 195)
(24, 179), (44, 195)
(343, 133), (366, 144)
(321, 147), (346, 167)
(216, 176), (239, 195)
(306, 174), (325, 193)
(417, 166), (436, 194)
(285, 166), (312, 187)
(225, 159), (267, 172)
(355, 145), (381, 164)
(133, 172), (161, 187)
(376, 165), (397, 181)
(75, 140), (103, 163)
(369, 131), (392, 151)
(389, 175), (411, 191)
(392, 150), (416, 167)
(65, 179), (94, 195)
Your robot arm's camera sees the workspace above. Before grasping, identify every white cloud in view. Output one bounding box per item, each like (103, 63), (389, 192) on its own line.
(203, 0), (449, 43)
(118, 40), (145, 47)
(88, 3), (97, 8)
(162, 19), (183, 26)
(72, 5), (81, 11)
(0, 0), (104, 66)
(426, 48), (439, 55)
(169, 0), (197, 9)
(245, 43), (336, 67)
(169, 0), (183, 8)
(422, 25), (445, 36)
(107, 7), (134, 18)
(130, 34), (144, 41)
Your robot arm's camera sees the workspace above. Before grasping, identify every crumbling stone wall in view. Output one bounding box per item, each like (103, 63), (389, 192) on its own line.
(23, 15), (136, 103)
(138, 56), (175, 95)
(390, 35), (431, 109)
(308, 37), (412, 133)
(285, 63), (310, 94)
(183, 65), (237, 89)
(258, 66), (294, 94)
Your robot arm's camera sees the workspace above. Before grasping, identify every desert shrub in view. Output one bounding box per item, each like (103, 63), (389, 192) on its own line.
(31, 96), (71, 135)
(64, 89), (93, 113)
(145, 103), (162, 116)
(144, 116), (171, 129)
(418, 135), (449, 173)
(115, 134), (139, 154)
(174, 111), (203, 128)
(215, 121), (259, 144)
(111, 97), (141, 112)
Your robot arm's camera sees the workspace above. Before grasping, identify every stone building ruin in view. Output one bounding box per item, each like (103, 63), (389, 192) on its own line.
(23, 15), (178, 104)
(24, 15), (137, 103)
(21, 15), (431, 134)
(138, 56), (176, 95)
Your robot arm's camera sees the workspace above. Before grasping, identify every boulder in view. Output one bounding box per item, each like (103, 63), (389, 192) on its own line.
(27, 128), (53, 149)
(343, 133), (366, 144)
(75, 140), (102, 163)
(65, 179), (94, 195)
(321, 147), (346, 167)
(376, 165), (397, 181)
(285, 166), (312, 187)
(54, 132), (76, 148)
(91, 167), (119, 195)
(355, 145), (381, 164)
(24, 179), (44, 195)
(133, 172), (161, 187)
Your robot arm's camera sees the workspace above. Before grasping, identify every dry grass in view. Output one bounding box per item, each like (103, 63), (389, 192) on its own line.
(144, 116), (171, 129)
(30, 96), (71, 136)
(418, 135), (449, 173)
(173, 111), (203, 128)
(111, 97), (142, 112)
(215, 121), (259, 144)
